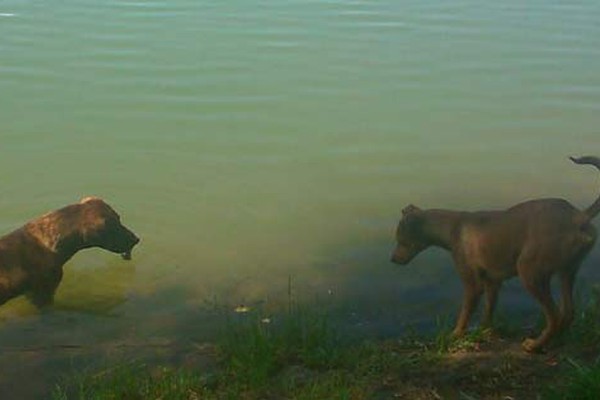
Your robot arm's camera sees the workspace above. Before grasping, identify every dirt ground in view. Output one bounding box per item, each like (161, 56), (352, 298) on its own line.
(368, 335), (596, 400)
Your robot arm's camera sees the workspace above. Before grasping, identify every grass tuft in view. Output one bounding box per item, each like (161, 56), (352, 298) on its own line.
(565, 285), (600, 346)
(216, 301), (346, 391)
(544, 359), (600, 400)
(51, 364), (209, 400)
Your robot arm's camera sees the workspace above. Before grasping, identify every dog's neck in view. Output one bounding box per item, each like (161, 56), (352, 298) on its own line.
(24, 207), (84, 259)
(420, 210), (463, 251)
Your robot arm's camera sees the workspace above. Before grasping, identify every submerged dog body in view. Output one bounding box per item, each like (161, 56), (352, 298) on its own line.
(0, 197), (139, 308)
(392, 156), (600, 352)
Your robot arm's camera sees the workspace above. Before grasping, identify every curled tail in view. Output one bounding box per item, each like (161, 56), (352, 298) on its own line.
(570, 155), (600, 220)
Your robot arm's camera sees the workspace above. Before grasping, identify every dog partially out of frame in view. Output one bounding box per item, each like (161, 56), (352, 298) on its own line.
(391, 156), (599, 352)
(0, 196), (139, 309)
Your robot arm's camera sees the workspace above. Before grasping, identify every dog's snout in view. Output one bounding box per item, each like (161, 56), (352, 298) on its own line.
(128, 234), (140, 250)
(390, 254), (404, 265)
(121, 226), (139, 245)
(119, 228), (139, 261)
(390, 247), (411, 265)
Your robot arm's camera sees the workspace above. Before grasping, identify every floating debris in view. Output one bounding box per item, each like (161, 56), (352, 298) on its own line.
(0, 13), (16, 17)
(545, 358), (559, 367)
(234, 305), (250, 313)
(261, 317), (271, 324)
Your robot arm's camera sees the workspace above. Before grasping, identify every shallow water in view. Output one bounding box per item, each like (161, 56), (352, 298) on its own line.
(1, 0), (600, 397)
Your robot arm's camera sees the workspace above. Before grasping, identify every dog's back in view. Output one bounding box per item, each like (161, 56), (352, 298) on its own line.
(456, 198), (593, 279)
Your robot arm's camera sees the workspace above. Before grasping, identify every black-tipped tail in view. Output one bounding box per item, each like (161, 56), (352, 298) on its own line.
(571, 155), (600, 220)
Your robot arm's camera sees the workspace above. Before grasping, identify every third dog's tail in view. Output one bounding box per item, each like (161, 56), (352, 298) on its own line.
(571, 155), (600, 220)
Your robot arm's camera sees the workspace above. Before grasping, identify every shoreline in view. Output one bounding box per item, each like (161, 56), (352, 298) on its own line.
(51, 291), (600, 399)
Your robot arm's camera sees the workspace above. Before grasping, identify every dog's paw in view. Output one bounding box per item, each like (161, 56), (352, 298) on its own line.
(521, 338), (544, 353)
(450, 328), (466, 339)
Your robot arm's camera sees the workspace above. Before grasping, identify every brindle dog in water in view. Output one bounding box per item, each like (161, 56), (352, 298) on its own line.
(391, 156), (599, 352)
(0, 197), (139, 309)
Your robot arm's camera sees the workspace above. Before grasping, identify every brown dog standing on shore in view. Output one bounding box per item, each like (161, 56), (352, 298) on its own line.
(391, 156), (599, 352)
(0, 197), (139, 309)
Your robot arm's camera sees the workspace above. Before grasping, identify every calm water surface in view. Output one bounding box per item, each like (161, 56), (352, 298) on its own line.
(1, 0), (600, 397)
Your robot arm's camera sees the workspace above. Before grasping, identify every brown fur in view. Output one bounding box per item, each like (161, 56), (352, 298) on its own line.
(391, 156), (600, 352)
(0, 197), (139, 309)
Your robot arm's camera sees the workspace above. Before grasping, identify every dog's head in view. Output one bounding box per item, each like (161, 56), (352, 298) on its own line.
(78, 197), (140, 260)
(391, 204), (429, 265)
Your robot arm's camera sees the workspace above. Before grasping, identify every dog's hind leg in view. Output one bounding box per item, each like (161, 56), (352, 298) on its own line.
(558, 235), (595, 331)
(558, 268), (577, 332)
(519, 273), (559, 352)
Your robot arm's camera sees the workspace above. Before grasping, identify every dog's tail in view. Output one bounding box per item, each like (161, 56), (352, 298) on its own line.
(570, 155), (600, 220)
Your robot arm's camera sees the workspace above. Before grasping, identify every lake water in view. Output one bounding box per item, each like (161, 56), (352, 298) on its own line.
(1, 0), (600, 397)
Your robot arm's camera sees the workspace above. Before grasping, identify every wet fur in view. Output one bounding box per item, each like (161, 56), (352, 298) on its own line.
(0, 197), (139, 309)
(391, 156), (600, 352)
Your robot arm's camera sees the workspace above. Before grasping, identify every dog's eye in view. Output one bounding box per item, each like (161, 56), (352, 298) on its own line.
(103, 218), (117, 229)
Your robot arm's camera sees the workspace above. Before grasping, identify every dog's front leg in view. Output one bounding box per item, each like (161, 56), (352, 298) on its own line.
(452, 266), (483, 337)
(0, 281), (15, 307)
(27, 268), (63, 309)
(481, 279), (502, 329)
(28, 290), (56, 309)
(453, 287), (482, 337)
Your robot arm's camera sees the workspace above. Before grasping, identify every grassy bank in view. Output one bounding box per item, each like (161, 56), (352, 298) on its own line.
(52, 289), (600, 400)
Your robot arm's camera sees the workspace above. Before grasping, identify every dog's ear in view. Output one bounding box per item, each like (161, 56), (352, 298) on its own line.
(400, 204), (424, 234)
(402, 204), (422, 216)
(79, 196), (102, 204)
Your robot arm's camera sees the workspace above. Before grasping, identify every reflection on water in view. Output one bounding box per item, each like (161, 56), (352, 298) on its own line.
(54, 261), (136, 315)
(1, 0), (600, 397)
(0, 260), (135, 321)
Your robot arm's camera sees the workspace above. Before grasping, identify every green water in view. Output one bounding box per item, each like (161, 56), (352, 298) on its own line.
(1, 0), (600, 397)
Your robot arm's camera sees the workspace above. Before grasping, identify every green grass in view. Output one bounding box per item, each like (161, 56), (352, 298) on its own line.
(51, 364), (211, 400)
(544, 359), (600, 400)
(51, 302), (430, 400)
(218, 307), (344, 383)
(423, 312), (520, 355)
(51, 285), (600, 400)
(541, 287), (600, 400)
(51, 299), (367, 400)
(563, 286), (600, 346)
